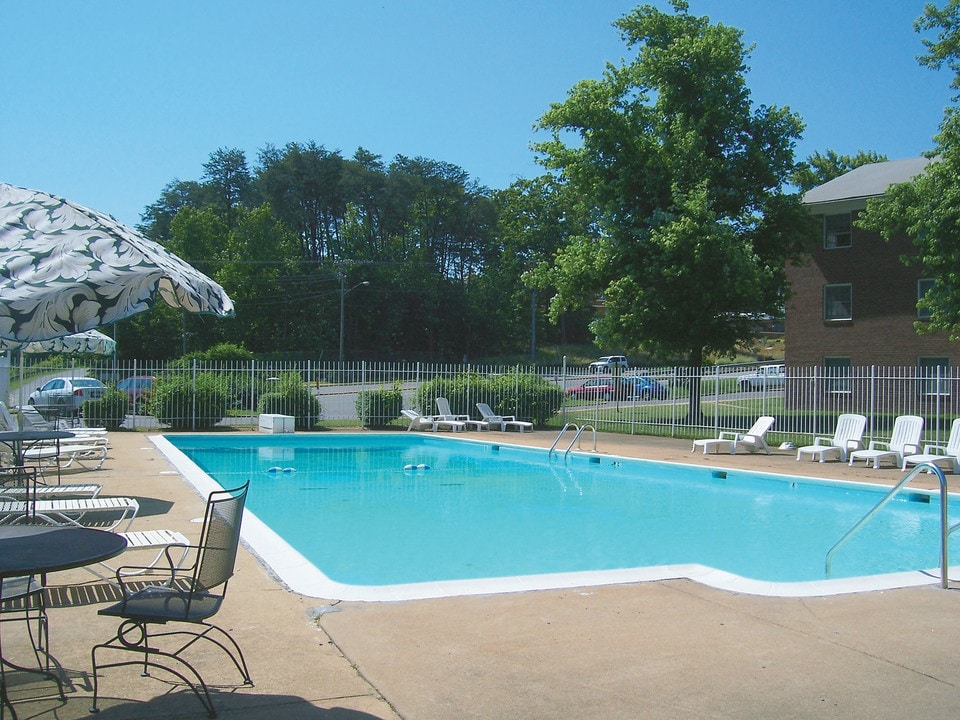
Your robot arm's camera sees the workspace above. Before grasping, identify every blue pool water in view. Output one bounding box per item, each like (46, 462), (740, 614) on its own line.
(158, 434), (960, 599)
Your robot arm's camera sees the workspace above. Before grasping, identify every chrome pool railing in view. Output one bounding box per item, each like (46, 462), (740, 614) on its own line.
(825, 462), (951, 587)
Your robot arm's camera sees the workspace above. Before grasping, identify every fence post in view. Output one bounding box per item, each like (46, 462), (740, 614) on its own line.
(561, 355), (567, 426)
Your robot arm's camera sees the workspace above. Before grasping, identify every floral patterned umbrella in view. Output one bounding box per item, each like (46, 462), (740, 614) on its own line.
(22, 329), (116, 355)
(0, 183), (234, 349)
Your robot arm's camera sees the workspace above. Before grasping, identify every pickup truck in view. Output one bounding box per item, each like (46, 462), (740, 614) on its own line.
(737, 365), (785, 391)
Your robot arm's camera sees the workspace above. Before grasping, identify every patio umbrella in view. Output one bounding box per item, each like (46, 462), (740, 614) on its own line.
(22, 329), (116, 355)
(0, 182), (234, 349)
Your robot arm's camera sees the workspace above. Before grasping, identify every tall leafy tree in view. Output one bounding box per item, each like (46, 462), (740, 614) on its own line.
(534, 0), (814, 415)
(202, 148), (253, 227)
(858, 0), (960, 338)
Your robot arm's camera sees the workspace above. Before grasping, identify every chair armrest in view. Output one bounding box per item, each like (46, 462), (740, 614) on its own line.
(845, 439), (863, 451)
(812, 436), (832, 446)
(718, 432), (738, 440)
(902, 443), (922, 455)
(866, 441), (890, 451)
(922, 444), (947, 454)
(114, 543), (198, 593)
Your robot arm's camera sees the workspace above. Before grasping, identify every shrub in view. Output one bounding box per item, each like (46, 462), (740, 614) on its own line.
(356, 382), (404, 427)
(82, 388), (128, 429)
(257, 372), (320, 429)
(416, 369), (563, 426)
(149, 372), (229, 429)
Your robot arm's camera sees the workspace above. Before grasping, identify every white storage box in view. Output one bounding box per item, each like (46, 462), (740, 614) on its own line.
(258, 413), (295, 434)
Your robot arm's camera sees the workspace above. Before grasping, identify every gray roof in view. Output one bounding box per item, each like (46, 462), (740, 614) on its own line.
(802, 156), (933, 207)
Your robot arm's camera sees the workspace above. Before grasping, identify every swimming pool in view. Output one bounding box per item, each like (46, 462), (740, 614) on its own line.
(153, 433), (960, 601)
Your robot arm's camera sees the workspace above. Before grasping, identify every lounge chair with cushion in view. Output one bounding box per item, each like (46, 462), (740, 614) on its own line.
(796, 413), (867, 463)
(91, 482), (253, 718)
(903, 417), (960, 473)
(849, 414), (924, 469)
(475, 402), (533, 433)
(692, 416), (775, 455)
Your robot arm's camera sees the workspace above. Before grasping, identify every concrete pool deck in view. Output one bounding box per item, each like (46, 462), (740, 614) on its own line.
(7, 428), (960, 719)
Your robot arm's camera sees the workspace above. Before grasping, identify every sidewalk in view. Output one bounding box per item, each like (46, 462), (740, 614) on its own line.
(6, 429), (960, 719)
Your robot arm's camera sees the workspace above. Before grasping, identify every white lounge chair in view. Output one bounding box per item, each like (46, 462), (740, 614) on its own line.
(475, 402), (533, 433)
(692, 416), (775, 455)
(401, 408), (464, 432)
(0, 496), (140, 531)
(849, 415), (924, 470)
(435, 397), (470, 423)
(0, 465), (101, 501)
(22, 439), (108, 470)
(0, 483), (102, 500)
(0, 401), (106, 435)
(401, 409), (436, 432)
(87, 527), (192, 586)
(796, 414), (867, 463)
(902, 417), (960, 473)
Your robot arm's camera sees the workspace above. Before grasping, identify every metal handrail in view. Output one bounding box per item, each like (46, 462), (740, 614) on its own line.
(549, 423), (579, 456)
(825, 462), (950, 587)
(565, 424), (597, 457)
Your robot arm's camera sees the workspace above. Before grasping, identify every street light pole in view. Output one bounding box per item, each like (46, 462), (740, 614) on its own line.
(339, 275), (370, 362)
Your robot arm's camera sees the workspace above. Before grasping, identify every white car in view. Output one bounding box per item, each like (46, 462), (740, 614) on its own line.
(589, 355), (629, 373)
(737, 365), (785, 391)
(28, 377), (107, 416)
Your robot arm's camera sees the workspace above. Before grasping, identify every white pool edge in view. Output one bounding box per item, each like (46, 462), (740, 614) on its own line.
(149, 434), (955, 602)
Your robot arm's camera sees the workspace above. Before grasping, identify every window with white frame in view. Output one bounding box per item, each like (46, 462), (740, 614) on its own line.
(918, 278), (934, 320)
(823, 283), (852, 321)
(918, 356), (950, 397)
(823, 356), (851, 393)
(824, 213), (852, 249)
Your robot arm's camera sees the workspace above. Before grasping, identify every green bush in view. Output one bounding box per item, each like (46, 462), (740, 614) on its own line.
(149, 372), (229, 430)
(356, 382), (404, 427)
(82, 388), (128, 429)
(415, 370), (563, 426)
(256, 372), (320, 429)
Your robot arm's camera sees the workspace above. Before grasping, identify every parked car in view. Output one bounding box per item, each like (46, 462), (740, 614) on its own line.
(589, 355), (629, 373)
(737, 365), (786, 391)
(566, 377), (628, 401)
(624, 375), (669, 400)
(28, 377), (107, 416)
(117, 375), (155, 408)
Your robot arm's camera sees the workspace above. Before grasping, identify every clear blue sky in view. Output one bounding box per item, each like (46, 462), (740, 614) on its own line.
(2, 1), (952, 228)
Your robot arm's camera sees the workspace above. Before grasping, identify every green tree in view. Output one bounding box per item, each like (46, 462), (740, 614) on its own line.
(857, 0), (960, 338)
(534, 1), (814, 416)
(792, 150), (888, 194)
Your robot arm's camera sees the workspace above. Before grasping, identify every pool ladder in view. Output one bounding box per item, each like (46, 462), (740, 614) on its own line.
(825, 462), (955, 587)
(549, 423), (598, 457)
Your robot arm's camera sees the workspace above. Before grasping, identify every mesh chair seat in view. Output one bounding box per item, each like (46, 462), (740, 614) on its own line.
(98, 584), (224, 624)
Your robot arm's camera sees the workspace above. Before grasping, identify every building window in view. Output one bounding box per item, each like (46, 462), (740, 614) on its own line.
(823, 284), (852, 321)
(918, 278), (934, 320)
(918, 357), (950, 397)
(823, 357), (851, 394)
(824, 213), (852, 249)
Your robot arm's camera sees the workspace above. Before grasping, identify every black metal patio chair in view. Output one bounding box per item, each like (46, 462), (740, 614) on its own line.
(90, 481), (252, 718)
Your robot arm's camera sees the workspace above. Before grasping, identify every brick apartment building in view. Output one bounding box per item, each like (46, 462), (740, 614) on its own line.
(785, 156), (959, 379)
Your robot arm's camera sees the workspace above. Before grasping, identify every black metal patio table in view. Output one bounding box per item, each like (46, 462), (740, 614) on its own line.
(0, 525), (126, 718)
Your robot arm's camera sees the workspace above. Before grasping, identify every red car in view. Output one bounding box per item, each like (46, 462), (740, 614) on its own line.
(116, 375), (155, 409)
(565, 377), (628, 401)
